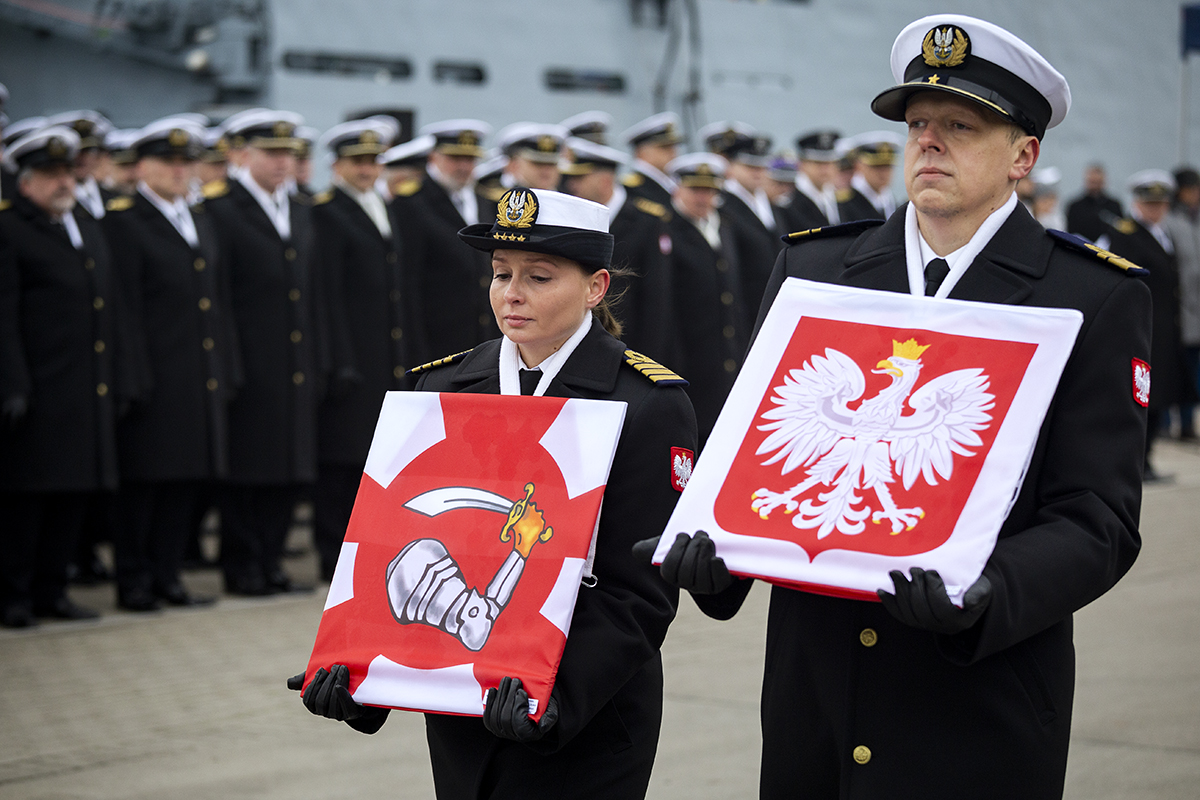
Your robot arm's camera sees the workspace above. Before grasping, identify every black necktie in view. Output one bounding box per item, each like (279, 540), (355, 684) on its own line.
(519, 368), (541, 396)
(924, 258), (950, 296)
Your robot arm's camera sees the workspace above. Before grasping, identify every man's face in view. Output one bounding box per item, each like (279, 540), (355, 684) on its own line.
(563, 169), (615, 205)
(73, 148), (100, 181)
(429, 151), (477, 190)
(727, 161), (766, 192)
(859, 163), (894, 194)
(245, 146), (295, 193)
(509, 156), (559, 191)
(1136, 198), (1169, 226)
(333, 154), (383, 193)
(904, 92), (1037, 223)
(636, 142), (677, 172)
(1179, 185), (1200, 211)
(1084, 166), (1106, 195)
(799, 159), (838, 190)
(139, 154), (194, 201)
(675, 185), (719, 220)
(20, 163), (77, 216)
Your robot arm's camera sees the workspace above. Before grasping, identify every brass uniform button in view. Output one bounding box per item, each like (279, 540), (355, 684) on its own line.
(389, 289), (402, 302)
(285, 247), (297, 261)
(93, 297), (105, 310)
(290, 330), (302, 343)
(391, 327), (403, 340)
(94, 340), (106, 353)
(289, 288), (301, 301)
(859, 628), (878, 647)
(194, 257), (206, 271)
(723, 325), (735, 339)
(202, 337), (215, 351)
(724, 359), (737, 373)
(206, 378), (219, 391)
(84, 257), (95, 270)
(386, 251), (398, 264)
(853, 745), (871, 765)
(393, 366), (404, 379)
(96, 383), (109, 397)
(479, 276), (490, 289)
(479, 314), (491, 327)
(198, 297), (211, 311)
(293, 371), (305, 385)
(720, 291), (734, 305)
(716, 259), (728, 273)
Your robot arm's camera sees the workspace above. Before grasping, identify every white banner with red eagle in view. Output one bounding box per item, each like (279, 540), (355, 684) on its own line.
(656, 278), (1084, 605)
(304, 392), (626, 721)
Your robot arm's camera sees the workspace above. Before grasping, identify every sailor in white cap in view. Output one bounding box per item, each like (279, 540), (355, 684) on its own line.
(783, 129), (842, 231)
(201, 108), (319, 598)
(647, 14), (1152, 799)
(495, 122), (567, 191)
(309, 118), (408, 584)
(417, 119), (492, 225)
(559, 110), (613, 145)
(45, 110), (115, 219)
(292, 188), (697, 800)
(559, 136), (676, 361)
(836, 130), (905, 222)
(376, 133), (434, 199)
(472, 149), (509, 202)
(0, 125), (123, 626)
(620, 111), (684, 207)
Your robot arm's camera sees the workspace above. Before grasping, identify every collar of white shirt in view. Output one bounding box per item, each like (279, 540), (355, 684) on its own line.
(236, 170), (291, 239)
(138, 182), (199, 246)
(906, 191), (1019, 298)
(333, 176), (392, 237)
(498, 314), (594, 396)
(631, 159), (677, 194)
(605, 184), (627, 223)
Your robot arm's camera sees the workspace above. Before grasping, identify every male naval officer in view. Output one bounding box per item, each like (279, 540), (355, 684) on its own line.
(837, 130), (904, 221)
(494, 122), (567, 192)
(0, 126), (124, 626)
(782, 129), (842, 231)
(644, 14), (1151, 799)
(620, 112), (684, 208)
(45, 110), (115, 220)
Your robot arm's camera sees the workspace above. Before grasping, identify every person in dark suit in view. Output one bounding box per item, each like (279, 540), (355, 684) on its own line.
(291, 187), (697, 799)
(0, 126), (128, 626)
(103, 117), (235, 610)
(1099, 170), (1192, 481)
(836, 131), (904, 222)
(310, 118), (410, 582)
(204, 110), (320, 596)
(700, 121), (784, 316)
(45, 110), (115, 222)
(1066, 162), (1124, 242)
(664, 153), (749, 448)
(646, 14), (1151, 799)
(397, 120), (495, 366)
(619, 112), (684, 208)
(558, 136), (679, 366)
(780, 129), (842, 232)
(494, 122), (567, 193)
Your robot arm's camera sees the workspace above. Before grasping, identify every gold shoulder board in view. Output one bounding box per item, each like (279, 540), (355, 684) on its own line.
(1046, 229), (1148, 276)
(1114, 218), (1138, 235)
(406, 348), (473, 376)
(313, 189), (334, 205)
(0, 199), (11, 212)
(835, 188), (853, 203)
(621, 172), (645, 188)
(624, 350), (688, 386)
(634, 197), (670, 220)
(105, 195), (134, 212)
(202, 179), (229, 199)
(394, 180), (422, 197)
(785, 218), (884, 243)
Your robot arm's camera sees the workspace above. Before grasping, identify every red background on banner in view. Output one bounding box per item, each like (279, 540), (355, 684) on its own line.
(306, 393), (606, 720)
(714, 317), (1037, 559)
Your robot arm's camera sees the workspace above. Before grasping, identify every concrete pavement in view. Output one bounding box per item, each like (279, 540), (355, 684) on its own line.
(2, 440), (1198, 798)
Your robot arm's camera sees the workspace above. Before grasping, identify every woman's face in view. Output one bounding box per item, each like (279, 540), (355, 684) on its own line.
(489, 249), (609, 367)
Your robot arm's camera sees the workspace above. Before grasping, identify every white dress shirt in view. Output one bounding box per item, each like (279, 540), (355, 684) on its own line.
(237, 170), (291, 240)
(139, 182), (200, 247)
(905, 191), (1019, 299)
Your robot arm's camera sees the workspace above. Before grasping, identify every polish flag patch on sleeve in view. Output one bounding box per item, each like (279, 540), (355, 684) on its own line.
(671, 447), (694, 492)
(1132, 358), (1151, 407)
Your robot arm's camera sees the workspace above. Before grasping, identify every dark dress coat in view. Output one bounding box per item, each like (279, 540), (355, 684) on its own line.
(412, 323), (698, 799)
(778, 187), (830, 232)
(397, 177), (495, 366)
(621, 168), (673, 209)
(0, 196), (128, 491)
(719, 188), (785, 318)
(312, 187), (411, 467)
(837, 187), (887, 223)
(1065, 191), (1123, 243)
(607, 194), (679, 367)
(204, 179), (320, 485)
(665, 210), (749, 448)
(1102, 218), (1194, 411)
(697, 203), (1150, 799)
(103, 192), (236, 481)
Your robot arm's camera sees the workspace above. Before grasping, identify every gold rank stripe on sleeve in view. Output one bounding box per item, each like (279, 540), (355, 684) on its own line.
(623, 350), (688, 386)
(201, 179), (229, 199)
(1113, 218), (1138, 235)
(1046, 229), (1148, 276)
(634, 197), (670, 221)
(406, 348), (473, 376)
(105, 195), (134, 212)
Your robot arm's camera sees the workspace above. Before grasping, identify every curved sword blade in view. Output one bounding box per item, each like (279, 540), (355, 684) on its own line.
(403, 486), (514, 517)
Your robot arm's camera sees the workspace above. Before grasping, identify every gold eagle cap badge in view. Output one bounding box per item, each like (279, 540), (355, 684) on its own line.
(168, 128), (189, 147)
(496, 188), (538, 229)
(922, 25), (970, 68)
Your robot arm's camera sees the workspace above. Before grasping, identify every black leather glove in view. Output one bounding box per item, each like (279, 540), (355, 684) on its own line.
(482, 676), (559, 743)
(878, 567), (992, 635)
(632, 531), (733, 595)
(2, 395), (29, 428)
(288, 665), (389, 733)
